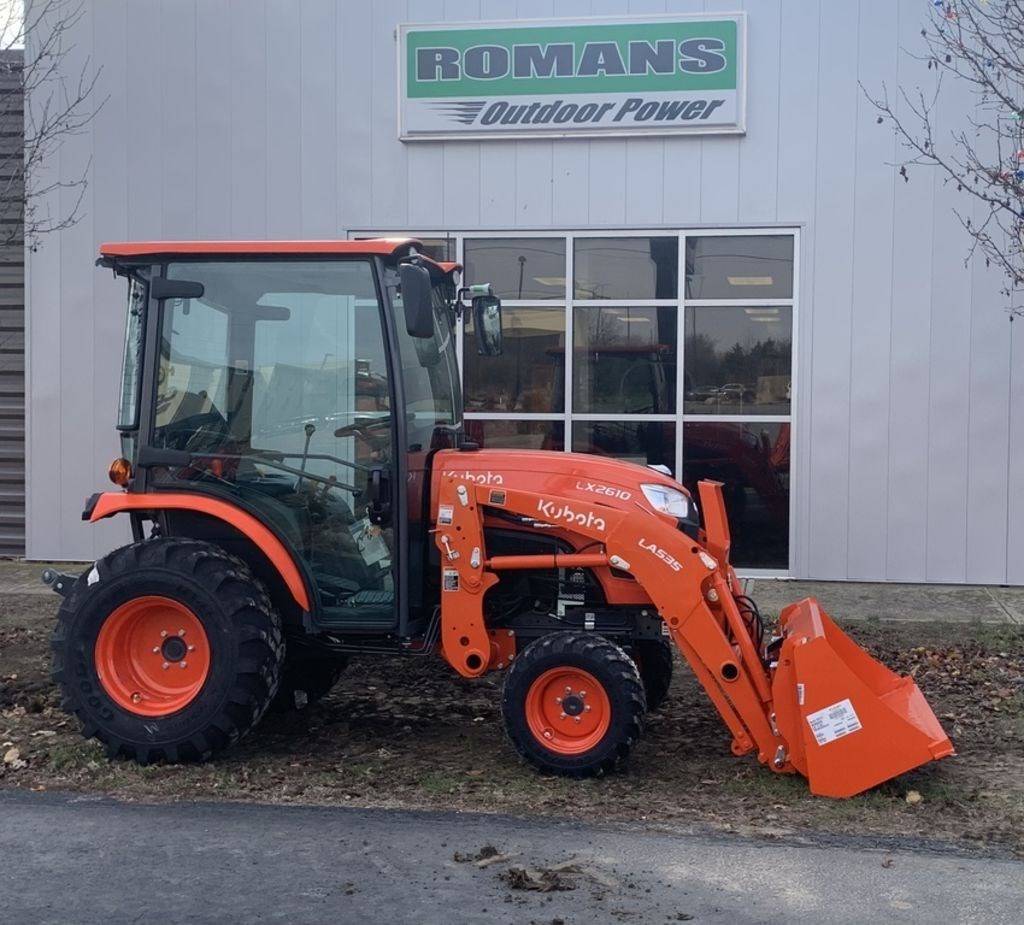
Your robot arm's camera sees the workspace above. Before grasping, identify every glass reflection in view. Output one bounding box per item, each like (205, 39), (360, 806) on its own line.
(574, 237), (677, 300)
(572, 307), (677, 414)
(685, 235), (794, 300)
(463, 306), (564, 413)
(464, 419), (565, 452)
(684, 306), (792, 414)
(683, 422), (790, 568)
(571, 421), (676, 474)
(464, 238), (566, 300)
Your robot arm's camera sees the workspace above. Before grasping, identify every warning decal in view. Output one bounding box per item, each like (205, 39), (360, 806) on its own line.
(806, 698), (862, 746)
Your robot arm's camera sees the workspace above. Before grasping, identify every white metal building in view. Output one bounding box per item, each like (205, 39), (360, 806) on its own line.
(23, 0), (1023, 583)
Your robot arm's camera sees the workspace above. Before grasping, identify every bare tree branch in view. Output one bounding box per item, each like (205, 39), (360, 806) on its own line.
(0, 0), (105, 249)
(865, 0), (1024, 317)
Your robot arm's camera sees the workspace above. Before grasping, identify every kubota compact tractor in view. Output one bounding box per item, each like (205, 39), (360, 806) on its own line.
(48, 239), (953, 797)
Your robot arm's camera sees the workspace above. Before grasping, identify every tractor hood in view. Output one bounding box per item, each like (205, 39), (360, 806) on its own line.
(430, 448), (696, 530)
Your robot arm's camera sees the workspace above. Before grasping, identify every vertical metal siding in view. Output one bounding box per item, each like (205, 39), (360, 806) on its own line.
(0, 50), (23, 555)
(23, 0), (1024, 582)
(846, 0), (898, 580)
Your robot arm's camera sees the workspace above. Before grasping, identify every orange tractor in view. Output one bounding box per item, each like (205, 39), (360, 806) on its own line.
(48, 240), (952, 797)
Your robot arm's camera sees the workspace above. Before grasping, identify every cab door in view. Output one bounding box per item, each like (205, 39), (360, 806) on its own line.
(153, 258), (399, 629)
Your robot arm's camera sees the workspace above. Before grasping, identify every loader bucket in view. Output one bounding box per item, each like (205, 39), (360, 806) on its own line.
(771, 598), (954, 798)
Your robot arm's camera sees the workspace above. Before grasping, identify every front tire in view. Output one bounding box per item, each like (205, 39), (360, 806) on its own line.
(631, 638), (674, 712)
(271, 658), (347, 711)
(51, 538), (284, 763)
(501, 632), (645, 777)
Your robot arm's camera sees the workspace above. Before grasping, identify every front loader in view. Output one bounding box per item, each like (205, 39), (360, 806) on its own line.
(48, 239), (953, 797)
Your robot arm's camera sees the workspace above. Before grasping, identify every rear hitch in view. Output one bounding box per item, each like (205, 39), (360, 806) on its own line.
(41, 569), (76, 598)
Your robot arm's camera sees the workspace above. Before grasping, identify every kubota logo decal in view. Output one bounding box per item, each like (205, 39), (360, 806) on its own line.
(537, 500), (607, 532)
(638, 538), (682, 572)
(442, 470), (504, 485)
(576, 480), (631, 500)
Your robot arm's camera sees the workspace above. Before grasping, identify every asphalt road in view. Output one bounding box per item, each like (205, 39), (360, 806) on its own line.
(1, 792), (1020, 925)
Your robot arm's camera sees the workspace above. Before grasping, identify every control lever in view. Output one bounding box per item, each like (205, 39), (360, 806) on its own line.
(297, 421), (316, 490)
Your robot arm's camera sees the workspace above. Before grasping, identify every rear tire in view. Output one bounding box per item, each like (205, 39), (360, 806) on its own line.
(631, 638), (674, 712)
(501, 632), (645, 778)
(51, 538), (284, 763)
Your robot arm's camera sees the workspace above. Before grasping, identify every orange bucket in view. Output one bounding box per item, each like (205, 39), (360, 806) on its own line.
(771, 598), (955, 798)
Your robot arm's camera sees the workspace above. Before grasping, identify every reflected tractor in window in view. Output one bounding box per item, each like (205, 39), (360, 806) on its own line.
(48, 239), (952, 798)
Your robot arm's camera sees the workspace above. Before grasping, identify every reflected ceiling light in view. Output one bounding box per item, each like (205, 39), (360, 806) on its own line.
(744, 308), (779, 315)
(749, 316), (781, 322)
(617, 316), (652, 324)
(532, 277), (566, 286)
(728, 276), (773, 286)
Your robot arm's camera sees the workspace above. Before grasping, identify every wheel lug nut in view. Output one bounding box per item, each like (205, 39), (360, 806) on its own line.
(188, 645), (195, 652)
(584, 705), (592, 713)
(178, 629), (186, 636)
(152, 646), (160, 653)
(160, 630), (168, 637)
(162, 662), (169, 670)
(543, 730), (552, 739)
(579, 690), (587, 698)
(574, 716), (581, 724)
(131, 692), (142, 704)
(560, 712), (567, 720)
(554, 697), (562, 705)
(180, 661), (187, 669)
(564, 686), (572, 694)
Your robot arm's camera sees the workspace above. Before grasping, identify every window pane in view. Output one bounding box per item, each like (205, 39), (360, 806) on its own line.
(118, 275), (148, 429)
(464, 238), (566, 300)
(573, 307), (676, 414)
(683, 422), (790, 568)
(685, 235), (794, 299)
(572, 421), (676, 475)
(683, 306), (791, 414)
(464, 306), (565, 413)
(574, 237), (677, 300)
(465, 419), (564, 452)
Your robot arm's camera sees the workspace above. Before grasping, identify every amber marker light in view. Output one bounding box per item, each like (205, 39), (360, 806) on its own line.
(108, 457), (133, 487)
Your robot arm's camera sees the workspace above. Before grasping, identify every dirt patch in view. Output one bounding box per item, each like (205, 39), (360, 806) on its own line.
(2, 592), (1022, 856)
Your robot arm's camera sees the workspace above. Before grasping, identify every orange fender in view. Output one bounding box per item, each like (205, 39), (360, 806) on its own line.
(87, 492), (312, 612)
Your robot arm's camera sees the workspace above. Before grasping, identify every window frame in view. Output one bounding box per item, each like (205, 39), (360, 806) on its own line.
(351, 226), (800, 576)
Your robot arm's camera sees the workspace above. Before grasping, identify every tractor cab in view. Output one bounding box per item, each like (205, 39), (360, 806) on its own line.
(98, 239), (499, 638)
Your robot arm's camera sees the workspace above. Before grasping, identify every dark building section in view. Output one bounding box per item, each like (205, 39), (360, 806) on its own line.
(0, 49), (24, 556)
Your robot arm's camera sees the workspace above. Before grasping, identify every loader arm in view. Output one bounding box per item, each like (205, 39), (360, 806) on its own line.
(434, 475), (954, 797)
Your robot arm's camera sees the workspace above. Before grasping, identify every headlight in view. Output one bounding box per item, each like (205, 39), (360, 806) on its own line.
(640, 483), (693, 519)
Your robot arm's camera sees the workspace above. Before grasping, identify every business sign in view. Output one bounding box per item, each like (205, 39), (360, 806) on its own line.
(399, 14), (746, 141)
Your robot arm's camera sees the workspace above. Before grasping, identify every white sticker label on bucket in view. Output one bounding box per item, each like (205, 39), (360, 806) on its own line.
(806, 698), (862, 746)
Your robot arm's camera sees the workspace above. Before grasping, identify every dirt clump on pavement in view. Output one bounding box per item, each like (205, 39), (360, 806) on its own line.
(1, 591), (1021, 857)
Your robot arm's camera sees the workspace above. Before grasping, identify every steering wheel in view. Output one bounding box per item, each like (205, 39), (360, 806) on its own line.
(334, 417), (392, 441)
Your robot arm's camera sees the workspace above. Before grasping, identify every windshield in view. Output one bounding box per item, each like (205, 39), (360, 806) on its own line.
(152, 259), (389, 473)
(390, 277), (461, 453)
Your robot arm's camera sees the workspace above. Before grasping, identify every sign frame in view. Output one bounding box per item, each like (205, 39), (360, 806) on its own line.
(397, 13), (747, 142)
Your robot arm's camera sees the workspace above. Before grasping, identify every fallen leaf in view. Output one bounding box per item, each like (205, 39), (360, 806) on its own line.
(905, 790), (923, 805)
(3, 746), (19, 765)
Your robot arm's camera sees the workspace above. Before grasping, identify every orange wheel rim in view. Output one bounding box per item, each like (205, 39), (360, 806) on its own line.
(94, 596), (211, 717)
(524, 667), (611, 755)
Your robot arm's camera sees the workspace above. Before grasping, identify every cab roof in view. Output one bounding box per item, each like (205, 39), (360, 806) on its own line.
(98, 238), (461, 278)
(99, 238), (423, 258)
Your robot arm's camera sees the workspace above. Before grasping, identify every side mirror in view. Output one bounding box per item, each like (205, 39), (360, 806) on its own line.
(472, 295), (503, 356)
(150, 277), (205, 301)
(399, 263), (434, 338)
